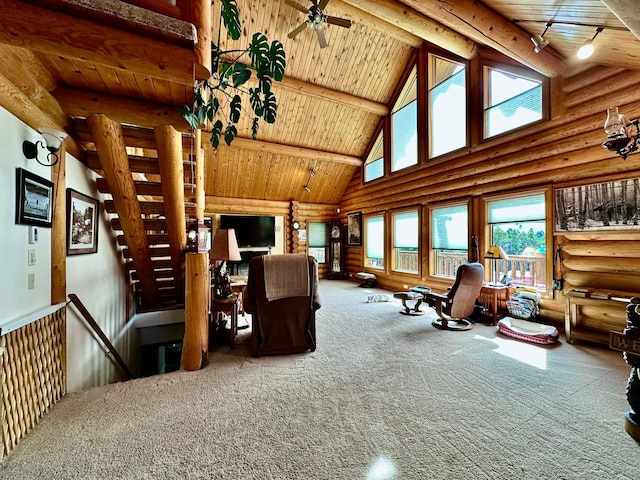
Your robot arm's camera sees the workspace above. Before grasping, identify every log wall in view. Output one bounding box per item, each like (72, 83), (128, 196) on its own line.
(340, 61), (640, 340)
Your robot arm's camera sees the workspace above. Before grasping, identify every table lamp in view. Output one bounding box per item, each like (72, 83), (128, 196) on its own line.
(484, 245), (509, 286)
(211, 228), (241, 299)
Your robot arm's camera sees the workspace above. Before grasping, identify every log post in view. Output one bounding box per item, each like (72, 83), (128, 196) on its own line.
(183, 252), (209, 371)
(51, 143), (66, 305)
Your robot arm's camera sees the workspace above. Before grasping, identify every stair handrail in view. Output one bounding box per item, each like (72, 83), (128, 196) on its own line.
(68, 294), (133, 380)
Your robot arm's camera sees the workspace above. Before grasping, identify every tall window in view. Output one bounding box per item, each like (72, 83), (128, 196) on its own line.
(431, 204), (468, 278)
(308, 222), (326, 263)
(487, 193), (546, 289)
(364, 215), (384, 269)
(484, 65), (544, 138)
(392, 210), (419, 274)
(428, 54), (466, 158)
(391, 66), (418, 172)
(364, 130), (384, 182)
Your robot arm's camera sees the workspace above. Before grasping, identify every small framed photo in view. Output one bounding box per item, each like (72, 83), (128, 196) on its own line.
(66, 189), (99, 255)
(15, 168), (54, 228)
(347, 211), (362, 246)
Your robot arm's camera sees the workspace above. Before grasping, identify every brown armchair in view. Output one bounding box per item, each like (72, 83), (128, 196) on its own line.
(423, 262), (484, 331)
(244, 254), (320, 357)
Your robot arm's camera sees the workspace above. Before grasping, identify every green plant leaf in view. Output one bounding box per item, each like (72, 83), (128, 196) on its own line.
(249, 33), (269, 71)
(211, 120), (223, 149)
(225, 124), (238, 146)
(232, 63), (251, 87)
(229, 95), (242, 123)
(252, 117), (259, 140)
(207, 97), (220, 122)
(180, 105), (200, 130)
(257, 70), (272, 95)
(249, 87), (263, 117)
(268, 40), (286, 82)
(220, 0), (241, 41)
(263, 91), (277, 124)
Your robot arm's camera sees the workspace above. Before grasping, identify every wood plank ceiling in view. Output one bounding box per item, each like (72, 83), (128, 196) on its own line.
(2, 0), (640, 206)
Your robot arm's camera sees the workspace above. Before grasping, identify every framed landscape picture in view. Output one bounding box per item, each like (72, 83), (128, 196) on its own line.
(66, 189), (99, 255)
(15, 168), (54, 228)
(347, 211), (362, 246)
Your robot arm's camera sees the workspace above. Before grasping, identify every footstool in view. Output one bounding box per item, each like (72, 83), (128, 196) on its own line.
(393, 291), (425, 316)
(356, 272), (377, 288)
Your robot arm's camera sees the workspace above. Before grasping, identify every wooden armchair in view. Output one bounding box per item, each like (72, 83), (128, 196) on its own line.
(423, 262), (484, 331)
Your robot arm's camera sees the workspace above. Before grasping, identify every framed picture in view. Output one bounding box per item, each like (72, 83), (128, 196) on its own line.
(347, 211), (362, 246)
(555, 178), (640, 232)
(15, 168), (54, 228)
(66, 189), (99, 255)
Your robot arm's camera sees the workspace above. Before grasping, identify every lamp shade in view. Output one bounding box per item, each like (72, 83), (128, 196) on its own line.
(484, 245), (509, 260)
(210, 228), (242, 261)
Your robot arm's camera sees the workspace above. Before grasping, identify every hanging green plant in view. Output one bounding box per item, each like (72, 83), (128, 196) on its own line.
(180, 0), (286, 148)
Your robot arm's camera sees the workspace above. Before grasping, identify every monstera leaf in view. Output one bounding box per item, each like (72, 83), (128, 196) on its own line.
(181, 3), (286, 147)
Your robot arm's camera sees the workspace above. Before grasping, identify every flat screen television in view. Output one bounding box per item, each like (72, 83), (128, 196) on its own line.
(219, 215), (276, 248)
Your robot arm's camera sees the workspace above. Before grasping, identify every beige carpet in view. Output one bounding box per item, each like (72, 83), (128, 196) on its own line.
(1, 280), (639, 479)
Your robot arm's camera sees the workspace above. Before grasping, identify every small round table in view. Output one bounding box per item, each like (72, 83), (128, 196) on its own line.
(393, 291), (425, 316)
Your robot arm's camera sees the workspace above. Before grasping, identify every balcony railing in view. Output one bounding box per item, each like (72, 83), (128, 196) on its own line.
(395, 251), (545, 289)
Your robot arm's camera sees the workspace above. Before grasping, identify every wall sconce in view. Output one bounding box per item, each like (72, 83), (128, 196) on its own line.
(577, 27), (603, 60)
(531, 22), (552, 53)
(602, 107), (640, 160)
(22, 128), (68, 167)
(303, 160), (317, 193)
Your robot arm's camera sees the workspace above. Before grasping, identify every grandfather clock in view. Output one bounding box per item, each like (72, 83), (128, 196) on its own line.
(327, 218), (346, 279)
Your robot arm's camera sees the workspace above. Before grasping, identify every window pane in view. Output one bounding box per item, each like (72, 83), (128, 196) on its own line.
(429, 55), (466, 157)
(432, 204), (468, 249)
(431, 204), (468, 278)
(488, 193), (547, 290)
(393, 211), (418, 273)
(484, 67), (543, 138)
(364, 131), (384, 182)
(488, 194), (545, 223)
(308, 222), (327, 247)
(365, 215), (384, 269)
(391, 101), (417, 172)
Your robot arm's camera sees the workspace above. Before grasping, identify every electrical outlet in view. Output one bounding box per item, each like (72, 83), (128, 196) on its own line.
(28, 249), (36, 266)
(403, 284), (409, 289)
(28, 273), (35, 290)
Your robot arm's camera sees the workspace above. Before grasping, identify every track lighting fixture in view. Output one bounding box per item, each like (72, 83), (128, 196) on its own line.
(531, 22), (552, 53)
(577, 27), (603, 60)
(22, 128), (68, 167)
(303, 160), (317, 193)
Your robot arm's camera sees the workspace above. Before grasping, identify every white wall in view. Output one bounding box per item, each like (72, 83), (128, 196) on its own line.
(0, 106), (135, 392)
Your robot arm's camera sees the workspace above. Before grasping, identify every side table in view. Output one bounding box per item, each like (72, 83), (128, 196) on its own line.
(479, 283), (509, 325)
(210, 293), (240, 348)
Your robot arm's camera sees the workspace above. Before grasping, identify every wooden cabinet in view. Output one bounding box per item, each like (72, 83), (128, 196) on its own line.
(327, 218), (346, 279)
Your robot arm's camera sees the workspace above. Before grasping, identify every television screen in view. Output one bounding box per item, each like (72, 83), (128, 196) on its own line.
(219, 215), (276, 248)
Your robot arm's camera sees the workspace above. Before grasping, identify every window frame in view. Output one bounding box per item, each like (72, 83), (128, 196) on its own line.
(483, 188), (553, 293)
(307, 221), (327, 264)
(428, 200), (471, 279)
(481, 60), (549, 141)
(390, 63), (419, 174)
(391, 207), (421, 276)
(363, 127), (385, 183)
(363, 213), (386, 271)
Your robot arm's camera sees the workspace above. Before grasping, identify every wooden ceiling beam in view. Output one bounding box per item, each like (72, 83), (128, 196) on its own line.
(340, 0), (479, 60)
(602, 0), (640, 41)
(0, 0), (199, 85)
(216, 136), (363, 167)
(396, 0), (566, 77)
(54, 87), (189, 130)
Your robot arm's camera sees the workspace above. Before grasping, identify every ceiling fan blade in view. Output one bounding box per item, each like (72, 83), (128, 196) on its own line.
(316, 26), (328, 48)
(318, 0), (330, 9)
(326, 16), (352, 28)
(288, 22), (308, 39)
(285, 0), (309, 14)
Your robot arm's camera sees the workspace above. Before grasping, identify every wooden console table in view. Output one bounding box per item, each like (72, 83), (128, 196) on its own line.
(565, 291), (630, 345)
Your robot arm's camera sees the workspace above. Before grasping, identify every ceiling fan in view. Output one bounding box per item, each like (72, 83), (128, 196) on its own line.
(286, 0), (352, 49)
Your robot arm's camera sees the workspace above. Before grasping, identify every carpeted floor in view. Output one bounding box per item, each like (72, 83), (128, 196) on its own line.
(1, 280), (639, 479)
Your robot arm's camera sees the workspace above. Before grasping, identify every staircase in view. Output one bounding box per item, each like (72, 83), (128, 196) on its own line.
(79, 119), (198, 312)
